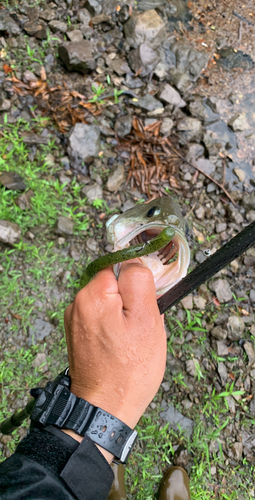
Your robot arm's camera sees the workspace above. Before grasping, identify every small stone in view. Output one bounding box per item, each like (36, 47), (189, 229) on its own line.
(68, 124), (100, 166)
(84, 0), (101, 16)
(234, 168), (245, 182)
(230, 260), (239, 273)
(195, 158), (215, 176)
(167, 68), (191, 93)
(124, 10), (166, 49)
(124, 74), (144, 89)
(186, 358), (198, 377)
(186, 143), (204, 163)
(218, 361), (228, 386)
(195, 206), (205, 220)
(108, 58), (130, 76)
(58, 41), (96, 74)
(49, 20), (67, 33)
(182, 400), (193, 410)
(193, 296), (206, 309)
(211, 326), (227, 341)
(211, 466), (217, 475)
(131, 94), (163, 112)
(0, 265), (4, 273)
(81, 183), (103, 202)
(181, 295), (193, 309)
(67, 30), (84, 43)
(177, 118), (202, 143)
(115, 115), (132, 138)
(227, 315), (245, 341)
(217, 340), (229, 356)
(107, 164), (125, 192)
(246, 211), (255, 223)
(211, 279), (233, 303)
(78, 8), (91, 23)
(24, 21), (47, 39)
(56, 216), (74, 236)
(15, 190), (34, 210)
(39, 9), (56, 21)
(250, 290), (255, 304)
(0, 172), (26, 191)
(0, 10), (21, 36)
(0, 99), (11, 111)
(160, 118), (174, 136)
(128, 43), (160, 77)
(243, 194), (255, 211)
(154, 61), (169, 80)
(86, 237), (98, 253)
(249, 396), (255, 417)
(183, 172), (192, 181)
(232, 442), (243, 461)
(32, 352), (48, 373)
(160, 406), (194, 438)
(226, 395), (236, 414)
(157, 83), (186, 107)
(216, 222), (227, 233)
(29, 319), (52, 343)
(243, 341), (255, 365)
(0, 220), (21, 245)
(170, 40), (209, 81)
(161, 382), (170, 391)
(58, 237), (65, 245)
(228, 113), (250, 132)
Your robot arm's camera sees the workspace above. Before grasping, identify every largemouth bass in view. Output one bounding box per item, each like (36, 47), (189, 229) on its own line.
(106, 197), (190, 296)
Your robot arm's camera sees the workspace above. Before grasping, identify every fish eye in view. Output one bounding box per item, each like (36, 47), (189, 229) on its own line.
(146, 206), (161, 218)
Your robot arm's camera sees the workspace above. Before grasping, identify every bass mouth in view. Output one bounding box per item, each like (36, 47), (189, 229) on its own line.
(128, 227), (179, 265)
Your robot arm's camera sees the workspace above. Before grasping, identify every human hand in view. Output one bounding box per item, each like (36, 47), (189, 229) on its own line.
(64, 260), (166, 431)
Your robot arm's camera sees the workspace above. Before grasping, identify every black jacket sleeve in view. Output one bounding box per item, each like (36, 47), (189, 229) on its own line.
(0, 426), (114, 500)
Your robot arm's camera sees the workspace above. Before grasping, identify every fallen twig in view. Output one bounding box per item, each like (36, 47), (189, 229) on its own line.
(164, 139), (237, 206)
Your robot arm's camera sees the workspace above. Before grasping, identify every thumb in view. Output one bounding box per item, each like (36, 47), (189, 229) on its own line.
(118, 259), (157, 314)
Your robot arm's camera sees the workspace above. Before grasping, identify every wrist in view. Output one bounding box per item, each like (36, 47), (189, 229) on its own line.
(61, 428), (114, 463)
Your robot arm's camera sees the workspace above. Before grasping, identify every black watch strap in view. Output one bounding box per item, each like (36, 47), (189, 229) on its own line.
(30, 369), (137, 464)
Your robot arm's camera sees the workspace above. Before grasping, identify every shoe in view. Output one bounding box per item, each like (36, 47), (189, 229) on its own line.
(157, 466), (190, 500)
(107, 463), (127, 500)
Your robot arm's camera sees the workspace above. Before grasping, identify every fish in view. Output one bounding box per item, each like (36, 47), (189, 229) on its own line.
(106, 196), (190, 296)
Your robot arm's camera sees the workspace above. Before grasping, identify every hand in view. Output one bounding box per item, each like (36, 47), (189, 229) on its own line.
(64, 260), (166, 431)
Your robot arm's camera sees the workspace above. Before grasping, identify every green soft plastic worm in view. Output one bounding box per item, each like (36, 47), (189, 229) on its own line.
(79, 227), (175, 289)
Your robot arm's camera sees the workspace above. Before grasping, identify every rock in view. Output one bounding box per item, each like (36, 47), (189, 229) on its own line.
(169, 40), (209, 81)
(128, 43), (160, 77)
(22, 134), (50, 146)
(154, 61), (169, 81)
(115, 115), (132, 138)
(160, 117), (174, 136)
(211, 326), (227, 341)
(29, 319), (52, 343)
(161, 381), (170, 391)
(218, 361), (228, 386)
(81, 183), (103, 202)
(250, 396), (255, 417)
(173, 446), (190, 468)
(177, 117), (202, 143)
(182, 399), (192, 410)
(194, 206), (205, 220)
(216, 222), (227, 233)
(124, 10), (166, 49)
(243, 194), (255, 211)
(0, 99), (11, 111)
(107, 58), (130, 75)
(193, 296), (206, 309)
(84, 0), (102, 16)
(157, 83), (185, 107)
(189, 97), (219, 124)
(243, 341), (255, 365)
(246, 211), (255, 223)
(160, 405), (194, 438)
(203, 121), (236, 155)
(86, 237), (99, 253)
(186, 358), (199, 377)
(78, 8), (92, 24)
(15, 190), (34, 210)
(39, 9), (56, 21)
(24, 21), (47, 39)
(218, 47), (254, 71)
(68, 124), (100, 166)
(67, 30), (84, 43)
(0, 9), (21, 35)
(211, 279), (233, 304)
(250, 289), (255, 304)
(0, 265), (4, 273)
(49, 20), (67, 33)
(217, 341), (229, 356)
(194, 158), (215, 176)
(186, 143), (204, 163)
(0, 220), (21, 245)
(227, 316), (245, 341)
(228, 113), (250, 132)
(226, 395), (236, 414)
(0, 172), (26, 191)
(167, 68), (191, 93)
(124, 74), (144, 89)
(32, 352), (48, 373)
(56, 216), (74, 236)
(232, 442), (243, 461)
(131, 94), (163, 112)
(58, 41), (96, 73)
(107, 164), (125, 191)
(181, 294), (193, 309)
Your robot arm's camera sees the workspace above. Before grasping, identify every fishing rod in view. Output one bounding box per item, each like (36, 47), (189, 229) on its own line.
(1, 220), (255, 435)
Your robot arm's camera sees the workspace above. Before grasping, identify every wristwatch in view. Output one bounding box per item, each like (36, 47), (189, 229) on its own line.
(30, 368), (137, 465)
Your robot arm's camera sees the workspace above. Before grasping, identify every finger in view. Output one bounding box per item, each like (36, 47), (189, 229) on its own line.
(88, 265), (119, 295)
(118, 260), (158, 314)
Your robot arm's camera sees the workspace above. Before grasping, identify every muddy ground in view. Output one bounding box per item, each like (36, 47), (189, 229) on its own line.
(0, 0), (255, 498)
